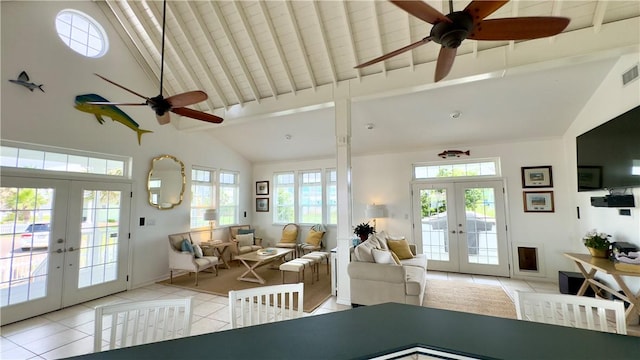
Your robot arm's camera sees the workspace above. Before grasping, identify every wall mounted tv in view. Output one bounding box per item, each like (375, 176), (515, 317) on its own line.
(576, 105), (640, 192)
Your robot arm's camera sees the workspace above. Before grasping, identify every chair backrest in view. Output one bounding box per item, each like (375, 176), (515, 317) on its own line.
(168, 232), (192, 252)
(280, 223), (299, 243)
(228, 283), (304, 329)
(228, 225), (251, 241)
(514, 291), (626, 334)
(94, 297), (194, 352)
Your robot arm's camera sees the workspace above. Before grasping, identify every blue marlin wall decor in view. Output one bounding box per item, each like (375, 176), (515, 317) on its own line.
(74, 94), (153, 145)
(9, 71), (44, 92)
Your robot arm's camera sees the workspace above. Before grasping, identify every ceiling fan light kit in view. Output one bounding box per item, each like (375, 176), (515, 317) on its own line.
(355, 0), (570, 82)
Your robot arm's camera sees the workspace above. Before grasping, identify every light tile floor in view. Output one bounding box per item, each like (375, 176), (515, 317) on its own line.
(1, 271), (637, 359)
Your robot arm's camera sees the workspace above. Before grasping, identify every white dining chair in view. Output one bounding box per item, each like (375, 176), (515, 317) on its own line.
(514, 291), (626, 334)
(229, 283), (304, 329)
(94, 297), (194, 352)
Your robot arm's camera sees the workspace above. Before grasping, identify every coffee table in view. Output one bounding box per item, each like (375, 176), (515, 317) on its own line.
(235, 248), (294, 284)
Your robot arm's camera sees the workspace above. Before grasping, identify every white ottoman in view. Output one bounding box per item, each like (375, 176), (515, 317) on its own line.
(280, 259), (314, 284)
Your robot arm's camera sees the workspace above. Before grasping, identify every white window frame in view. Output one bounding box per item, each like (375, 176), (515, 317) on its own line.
(298, 170), (323, 225)
(413, 158), (501, 180)
(273, 172), (295, 224)
(325, 169), (337, 225)
(218, 170), (239, 226)
(190, 166), (216, 229)
(55, 9), (109, 58)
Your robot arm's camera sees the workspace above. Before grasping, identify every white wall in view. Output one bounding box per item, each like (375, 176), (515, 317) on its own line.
(1, 1), (252, 288)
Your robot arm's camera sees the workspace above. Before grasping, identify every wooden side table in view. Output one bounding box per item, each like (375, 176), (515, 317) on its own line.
(202, 240), (231, 269)
(564, 252), (640, 325)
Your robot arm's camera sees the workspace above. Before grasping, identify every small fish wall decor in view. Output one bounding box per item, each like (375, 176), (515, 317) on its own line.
(74, 94), (153, 145)
(438, 150), (470, 159)
(9, 71), (44, 92)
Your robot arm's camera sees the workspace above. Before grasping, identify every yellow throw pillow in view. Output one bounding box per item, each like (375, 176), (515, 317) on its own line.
(305, 229), (324, 246)
(281, 228), (298, 243)
(387, 239), (414, 260)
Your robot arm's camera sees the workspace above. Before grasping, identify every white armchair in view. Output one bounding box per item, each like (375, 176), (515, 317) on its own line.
(168, 232), (219, 286)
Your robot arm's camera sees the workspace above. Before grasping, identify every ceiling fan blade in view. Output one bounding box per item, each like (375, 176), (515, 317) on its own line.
(85, 102), (147, 106)
(354, 37), (432, 69)
(468, 17), (570, 40)
(94, 74), (149, 100)
(389, 0), (450, 25)
(156, 112), (171, 125)
(434, 47), (457, 82)
(171, 107), (224, 124)
(463, 1), (509, 23)
(166, 91), (208, 108)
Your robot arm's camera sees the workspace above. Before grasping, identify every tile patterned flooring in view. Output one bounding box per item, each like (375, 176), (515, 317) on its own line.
(1, 271), (636, 359)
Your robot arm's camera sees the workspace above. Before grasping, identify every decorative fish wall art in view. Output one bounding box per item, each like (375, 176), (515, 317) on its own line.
(438, 150), (470, 158)
(74, 94), (153, 145)
(9, 71), (44, 92)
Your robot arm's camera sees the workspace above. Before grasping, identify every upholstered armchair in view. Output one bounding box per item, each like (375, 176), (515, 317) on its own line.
(228, 225), (262, 261)
(299, 224), (326, 255)
(168, 232), (219, 286)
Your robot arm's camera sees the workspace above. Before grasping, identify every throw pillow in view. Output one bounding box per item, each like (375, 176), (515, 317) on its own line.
(374, 231), (389, 250)
(281, 228), (298, 243)
(236, 233), (254, 247)
(181, 239), (194, 253)
(354, 238), (379, 262)
(387, 238), (414, 260)
(372, 249), (400, 265)
(193, 244), (203, 258)
(237, 228), (255, 236)
(305, 229), (324, 246)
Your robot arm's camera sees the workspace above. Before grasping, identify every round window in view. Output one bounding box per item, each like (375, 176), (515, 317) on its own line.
(55, 9), (109, 58)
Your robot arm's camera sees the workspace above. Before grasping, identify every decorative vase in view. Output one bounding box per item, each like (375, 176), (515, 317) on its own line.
(358, 234), (369, 242)
(587, 247), (608, 258)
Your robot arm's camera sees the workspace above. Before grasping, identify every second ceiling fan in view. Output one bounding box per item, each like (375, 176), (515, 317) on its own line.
(89, 0), (223, 125)
(355, 0), (570, 82)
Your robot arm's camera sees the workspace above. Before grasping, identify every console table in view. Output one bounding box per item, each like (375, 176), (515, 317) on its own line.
(564, 252), (640, 324)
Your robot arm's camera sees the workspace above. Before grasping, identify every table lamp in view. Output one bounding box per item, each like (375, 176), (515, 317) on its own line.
(204, 208), (217, 239)
(365, 204), (386, 231)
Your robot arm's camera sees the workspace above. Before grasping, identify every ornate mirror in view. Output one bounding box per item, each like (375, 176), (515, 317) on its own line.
(147, 154), (185, 210)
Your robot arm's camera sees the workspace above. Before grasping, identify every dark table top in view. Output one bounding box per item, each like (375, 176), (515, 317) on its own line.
(69, 302), (639, 360)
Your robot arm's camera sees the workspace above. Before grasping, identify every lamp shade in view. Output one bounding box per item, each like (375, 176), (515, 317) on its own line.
(203, 209), (217, 221)
(365, 204), (385, 219)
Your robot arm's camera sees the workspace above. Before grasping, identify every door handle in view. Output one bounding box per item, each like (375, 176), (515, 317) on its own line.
(68, 247), (75, 252)
(57, 238), (64, 244)
(450, 230), (457, 234)
(458, 230), (465, 234)
(56, 248), (64, 254)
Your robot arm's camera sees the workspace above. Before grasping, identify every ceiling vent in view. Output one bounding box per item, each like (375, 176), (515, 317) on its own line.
(622, 64), (639, 86)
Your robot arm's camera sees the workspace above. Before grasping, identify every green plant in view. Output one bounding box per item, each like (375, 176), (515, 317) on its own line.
(582, 229), (611, 250)
(353, 222), (375, 239)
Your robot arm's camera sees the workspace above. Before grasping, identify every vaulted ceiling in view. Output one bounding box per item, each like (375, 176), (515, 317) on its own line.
(98, 1), (640, 162)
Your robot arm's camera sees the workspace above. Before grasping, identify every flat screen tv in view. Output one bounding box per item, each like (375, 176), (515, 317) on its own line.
(576, 105), (640, 191)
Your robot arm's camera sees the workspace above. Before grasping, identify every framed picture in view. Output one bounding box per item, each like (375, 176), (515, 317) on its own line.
(521, 166), (553, 188)
(523, 191), (555, 212)
(577, 166), (602, 190)
(256, 181), (269, 195)
(256, 198), (269, 212)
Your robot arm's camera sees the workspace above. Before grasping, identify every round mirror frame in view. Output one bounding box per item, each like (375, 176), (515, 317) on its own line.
(147, 154), (186, 210)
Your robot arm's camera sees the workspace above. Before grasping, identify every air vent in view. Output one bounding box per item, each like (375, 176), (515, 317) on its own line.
(622, 64), (639, 86)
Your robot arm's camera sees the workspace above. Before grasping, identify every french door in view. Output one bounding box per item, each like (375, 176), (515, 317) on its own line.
(412, 180), (509, 277)
(0, 176), (131, 325)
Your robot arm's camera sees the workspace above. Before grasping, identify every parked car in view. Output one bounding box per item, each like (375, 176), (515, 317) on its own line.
(20, 223), (50, 251)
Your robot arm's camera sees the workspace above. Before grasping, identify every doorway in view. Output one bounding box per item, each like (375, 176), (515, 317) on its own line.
(0, 176), (131, 325)
(412, 180), (509, 277)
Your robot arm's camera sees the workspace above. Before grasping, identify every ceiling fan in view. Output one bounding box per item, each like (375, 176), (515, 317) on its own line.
(355, 0), (570, 82)
(89, 0), (222, 125)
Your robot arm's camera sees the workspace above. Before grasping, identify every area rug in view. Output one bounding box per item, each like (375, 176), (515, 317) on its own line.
(424, 279), (517, 319)
(158, 262), (332, 313)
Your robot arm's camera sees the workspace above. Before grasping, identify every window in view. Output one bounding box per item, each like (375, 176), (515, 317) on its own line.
(299, 170), (322, 224)
(1, 141), (129, 177)
(414, 158), (500, 180)
(190, 167), (216, 229)
(219, 171), (239, 226)
(55, 9), (108, 58)
(274, 172), (295, 223)
(326, 169), (337, 225)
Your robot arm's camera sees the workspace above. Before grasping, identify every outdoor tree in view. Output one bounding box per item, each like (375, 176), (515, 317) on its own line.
(0, 187), (50, 223)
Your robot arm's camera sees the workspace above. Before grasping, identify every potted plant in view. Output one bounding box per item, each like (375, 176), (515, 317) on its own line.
(354, 222), (375, 242)
(582, 229), (611, 258)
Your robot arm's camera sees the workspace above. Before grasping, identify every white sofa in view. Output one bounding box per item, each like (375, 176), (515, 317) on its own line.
(348, 232), (427, 306)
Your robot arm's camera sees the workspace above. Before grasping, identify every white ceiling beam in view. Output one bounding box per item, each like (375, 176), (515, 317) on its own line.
(258, 0), (297, 95)
(284, 0), (317, 91)
(166, 2), (229, 110)
(312, 1), (338, 85)
(372, 0), (387, 76)
(341, 1), (361, 81)
(592, 1), (608, 34)
(549, 0), (564, 43)
(406, 12), (415, 70)
(208, 1), (262, 104)
(232, 1), (278, 100)
(509, 0), (519, 51)
(187, 1), (244, 107)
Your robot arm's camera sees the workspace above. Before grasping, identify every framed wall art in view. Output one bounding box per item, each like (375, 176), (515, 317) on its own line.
(256, 198), (269, 212)
(523, 191), (555, 212)
(256, 181), (269, 195)
(521, 166), (553, 188)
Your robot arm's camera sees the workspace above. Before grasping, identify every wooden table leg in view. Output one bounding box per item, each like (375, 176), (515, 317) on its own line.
(237, 259), (266, 284)
(215, 245), (231, 269)
(611, 274), (640, 325)
(574, 262), (599, 296)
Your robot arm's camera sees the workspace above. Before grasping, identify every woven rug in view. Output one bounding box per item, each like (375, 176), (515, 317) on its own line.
(424, 279), (517, 319)
(158, 262), (331, 313)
